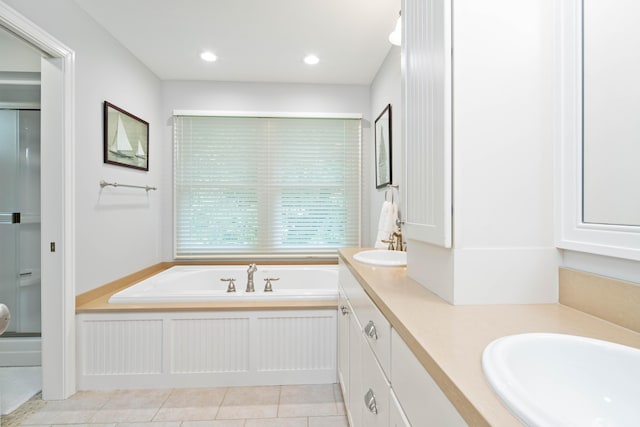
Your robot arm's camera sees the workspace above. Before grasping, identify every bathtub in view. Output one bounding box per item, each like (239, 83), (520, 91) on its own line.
(78, 263), (339, 390)
(108, 265), (338, 304)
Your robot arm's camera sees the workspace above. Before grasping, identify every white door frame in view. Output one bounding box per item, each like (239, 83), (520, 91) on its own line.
(0, 2), (76, 399)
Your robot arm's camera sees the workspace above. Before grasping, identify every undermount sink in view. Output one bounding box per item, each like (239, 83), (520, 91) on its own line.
(353, 249), (407, 266)
(482, 333), (640, 427)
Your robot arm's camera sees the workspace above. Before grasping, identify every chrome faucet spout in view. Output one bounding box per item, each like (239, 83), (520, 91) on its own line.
(246, 263), (257, 292)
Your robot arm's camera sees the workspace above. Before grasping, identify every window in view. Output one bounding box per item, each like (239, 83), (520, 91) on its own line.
(174, 113), (361, 258)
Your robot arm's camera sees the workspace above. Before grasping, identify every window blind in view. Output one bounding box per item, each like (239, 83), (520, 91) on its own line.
(174, 114), (361, 257)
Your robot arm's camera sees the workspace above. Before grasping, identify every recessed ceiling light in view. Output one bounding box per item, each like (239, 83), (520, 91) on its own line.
(200, 51), (217, 62)
(303, 55), (320, 65)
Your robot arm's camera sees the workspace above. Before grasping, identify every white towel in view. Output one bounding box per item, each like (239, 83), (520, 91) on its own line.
(374, 201), (398, 248)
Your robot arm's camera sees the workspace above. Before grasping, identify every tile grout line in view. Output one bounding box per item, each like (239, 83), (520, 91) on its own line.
(217, 386), (231, 421)
(150, 387), (174, 422)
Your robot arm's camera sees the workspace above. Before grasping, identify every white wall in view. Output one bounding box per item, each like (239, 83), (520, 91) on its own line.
(4, 0), (164, 294)
(160, 80), (370, 259)
(367, 47), (402, 248)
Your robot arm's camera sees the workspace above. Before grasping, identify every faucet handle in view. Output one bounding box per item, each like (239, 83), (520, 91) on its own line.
(220, 278), (236, 293)
(263, 277), (279, 292)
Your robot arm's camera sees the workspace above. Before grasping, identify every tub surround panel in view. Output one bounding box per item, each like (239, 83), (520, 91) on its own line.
(77, 310), (337, 390)
(559, 267), (640, 334)
(339, 248), (640, 426)
(80, 319), (163, 375)
(171, 318), (250, 373)
(257, 315), (336, 371)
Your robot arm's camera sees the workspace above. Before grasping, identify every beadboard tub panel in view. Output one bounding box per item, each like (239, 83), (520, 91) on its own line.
(76, 310), (337, 390)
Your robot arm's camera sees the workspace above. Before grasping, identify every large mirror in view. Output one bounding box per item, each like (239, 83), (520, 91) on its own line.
(557, 0), (640, 260)
(582, 0), (640, 226)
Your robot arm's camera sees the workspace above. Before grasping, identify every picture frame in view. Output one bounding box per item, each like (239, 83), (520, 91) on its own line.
(374, 104), (392, 189)
(104, 101), (149, 171)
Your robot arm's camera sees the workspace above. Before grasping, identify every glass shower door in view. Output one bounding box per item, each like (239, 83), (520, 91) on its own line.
(0, 109), (19, 334)
(0, 109), (41, 337)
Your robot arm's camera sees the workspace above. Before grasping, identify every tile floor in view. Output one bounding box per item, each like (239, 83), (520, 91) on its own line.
(3, 384), (349, 427)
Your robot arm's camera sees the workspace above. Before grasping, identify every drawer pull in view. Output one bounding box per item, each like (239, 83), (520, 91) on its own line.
(340, 305), (349, 316)
(364, 320), (378, 340)
(364, 388), (378, 414)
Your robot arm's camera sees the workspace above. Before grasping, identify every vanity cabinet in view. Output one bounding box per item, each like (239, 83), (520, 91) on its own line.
(391, 330), (467, 426)
(338, 260), (467, 426)
(339, 261), (390, 427)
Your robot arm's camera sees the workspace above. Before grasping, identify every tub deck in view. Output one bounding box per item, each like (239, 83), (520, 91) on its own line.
(76, 262), (339, 313)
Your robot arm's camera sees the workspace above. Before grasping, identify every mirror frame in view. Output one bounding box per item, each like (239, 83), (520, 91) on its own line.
(556, 0), (640, 261)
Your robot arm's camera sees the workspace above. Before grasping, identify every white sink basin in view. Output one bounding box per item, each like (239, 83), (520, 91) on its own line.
(482, 333), (640, 427)
(353, 249), (407, 266)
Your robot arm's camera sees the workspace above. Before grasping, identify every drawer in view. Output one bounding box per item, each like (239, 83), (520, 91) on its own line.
(338, 260), (362, 301)
(339, 259), (391, 379)
(361, 332), (390, 427)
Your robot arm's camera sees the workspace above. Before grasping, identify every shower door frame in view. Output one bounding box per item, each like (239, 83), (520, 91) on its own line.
(0, 3), (76, 400)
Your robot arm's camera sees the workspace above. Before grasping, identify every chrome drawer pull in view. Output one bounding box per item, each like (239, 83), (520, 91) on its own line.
(340, 305), (349, 316)
(364, 388), (378, 414)
(364, 320), (378, 340)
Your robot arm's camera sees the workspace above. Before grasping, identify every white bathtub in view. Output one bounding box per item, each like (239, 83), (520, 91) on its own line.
(108, 265), (338, 304)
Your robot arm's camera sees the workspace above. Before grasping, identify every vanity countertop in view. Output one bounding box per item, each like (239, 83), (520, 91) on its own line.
(339, 247), (640, 427)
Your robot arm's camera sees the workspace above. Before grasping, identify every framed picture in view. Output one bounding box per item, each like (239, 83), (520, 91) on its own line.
(374, 104), (392, 189)
(104, 101), (149, 171)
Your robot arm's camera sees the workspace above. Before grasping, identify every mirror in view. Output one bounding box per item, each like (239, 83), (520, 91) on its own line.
(582, 0), (640, 226)
(557, 0), (640, 261)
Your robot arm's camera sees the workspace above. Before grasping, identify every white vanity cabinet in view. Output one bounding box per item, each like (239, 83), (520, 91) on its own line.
(391, 330), (467, 426)
(338, 260), (467, 426)
(339, 261), (391, 427)
(390, 390), (411, 427)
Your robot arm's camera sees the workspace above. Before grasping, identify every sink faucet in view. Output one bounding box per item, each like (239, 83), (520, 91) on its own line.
(246, 263), (257, 292)
(392, 230), (404, 251)
(382, 230), (404, 251)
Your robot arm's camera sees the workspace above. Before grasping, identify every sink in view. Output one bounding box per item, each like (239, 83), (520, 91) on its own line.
(353, 249), (407, 266)
(482, 333), (640, 427)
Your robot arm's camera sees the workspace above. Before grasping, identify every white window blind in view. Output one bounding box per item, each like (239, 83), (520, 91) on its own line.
(174, 114), (361, 258)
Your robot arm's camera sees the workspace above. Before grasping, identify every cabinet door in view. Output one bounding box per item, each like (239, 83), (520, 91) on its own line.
(391, 330), (467, 426)
(403, 0), (453, 248)
(390, 390), (411, 427)
(337, 289), (350, 406)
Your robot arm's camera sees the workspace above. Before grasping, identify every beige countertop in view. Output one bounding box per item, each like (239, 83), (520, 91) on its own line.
(339, 248), (640, 427)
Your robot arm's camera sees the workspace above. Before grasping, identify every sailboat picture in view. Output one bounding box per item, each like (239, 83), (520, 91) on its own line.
(104, 101), (149, 171)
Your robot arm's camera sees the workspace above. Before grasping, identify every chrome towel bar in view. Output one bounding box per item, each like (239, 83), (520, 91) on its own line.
(100, 180), (157, 192)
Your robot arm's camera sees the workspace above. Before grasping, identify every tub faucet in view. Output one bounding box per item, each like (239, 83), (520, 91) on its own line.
(246, 263), (258, 292)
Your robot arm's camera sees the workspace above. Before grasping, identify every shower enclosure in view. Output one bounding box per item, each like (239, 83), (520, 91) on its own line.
(0, 108), (41, 366)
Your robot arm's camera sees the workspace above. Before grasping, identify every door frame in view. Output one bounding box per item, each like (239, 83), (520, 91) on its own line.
(0, 2), (76, 399)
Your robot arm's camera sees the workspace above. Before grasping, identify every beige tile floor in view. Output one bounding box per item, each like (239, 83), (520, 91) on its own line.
(5, 384), (348, 427)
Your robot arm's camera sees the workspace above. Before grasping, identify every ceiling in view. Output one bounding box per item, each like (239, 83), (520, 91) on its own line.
(74, 0), (400, 85)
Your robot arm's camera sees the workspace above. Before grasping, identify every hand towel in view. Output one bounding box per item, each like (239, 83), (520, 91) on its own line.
(374, 200), (398, 248)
